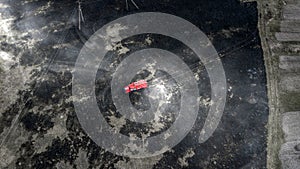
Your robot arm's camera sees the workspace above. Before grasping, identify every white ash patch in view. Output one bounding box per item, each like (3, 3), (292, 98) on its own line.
(0, 126), (31, 168)
(0, 3), (9, 8)
(220, 29), (234, 38)
(44, 114), (67, 138)
(219, 27), (246, 39)
(145, 36), (153, 45)
(52, 43), (72, 49)
(228, 86), (234, 99)
(114, 42), (130, 55)
(198, 96), (211, 107)
(247, 93), (257, 104)
(100, 23), (130, 55)
(183, 48), (194, 55)
(24, 29), (49, 49)
(151, 115), (165, 132)
(22, 0), (39, 5)
(0, 16), (15, 36)
(123, 133), (149, 157)
(164, 131), (172, 139)
(143, 61), (158, 81)
(50, 21), (67, 33)
(114, 154), (164, 169)
(0, 52), (37, 114)
(228, 86), (232, 92)
(66, 95), (91, 103)
(148, 81), (168, 100)
(107, 115), (126, 132)
(55, 161), (73, 169)
(229, 92), (234, 99)
(178, 149), (195, 167)
(34, 1), (53, 16)
(74, 149), (89, 169)
(0, 147), (16, 168)
(147, 82), (172, 133)
(0, 3), (47, 49)
(0, 51), (15, 71)
(194, 64), (202, 81)
(32, 111), (68, 154)
(0, 2), (44, 113)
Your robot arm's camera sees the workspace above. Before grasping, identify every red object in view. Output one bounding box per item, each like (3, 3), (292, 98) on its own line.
(124, 80), (148, 93)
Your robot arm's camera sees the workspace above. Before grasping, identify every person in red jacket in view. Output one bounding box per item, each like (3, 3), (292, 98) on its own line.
(124, 80), (148, 93)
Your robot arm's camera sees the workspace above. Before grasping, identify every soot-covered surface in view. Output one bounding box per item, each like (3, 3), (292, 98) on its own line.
(0, 0), (268, 168)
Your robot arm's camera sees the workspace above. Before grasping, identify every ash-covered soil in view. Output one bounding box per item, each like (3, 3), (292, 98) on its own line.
(0, 0), (268, 168)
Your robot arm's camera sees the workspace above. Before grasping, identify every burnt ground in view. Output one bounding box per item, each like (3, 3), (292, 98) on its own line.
(0, 0), (268, 168)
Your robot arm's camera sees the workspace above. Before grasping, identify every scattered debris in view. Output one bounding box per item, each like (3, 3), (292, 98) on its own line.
(125, 0), (139, 10)
(77, 0), (85, 30)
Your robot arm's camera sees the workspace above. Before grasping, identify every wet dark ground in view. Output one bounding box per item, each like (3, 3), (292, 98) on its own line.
(0, 0), (268, 168)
